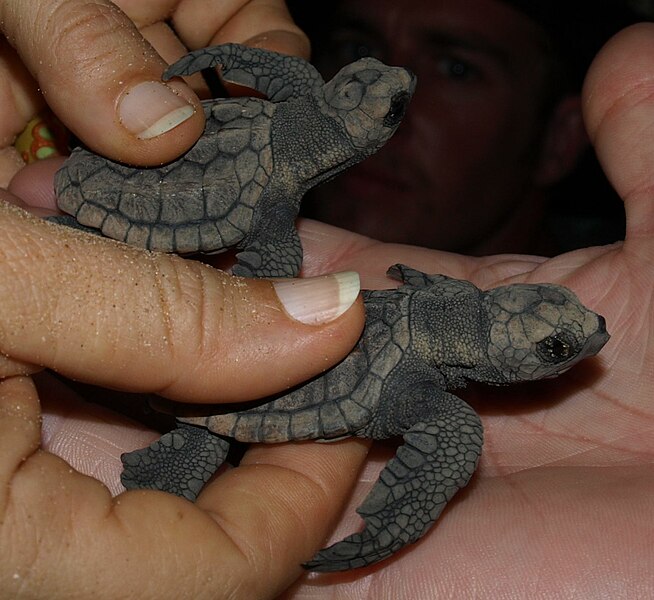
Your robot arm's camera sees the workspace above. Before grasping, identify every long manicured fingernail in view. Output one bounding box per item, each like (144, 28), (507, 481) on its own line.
(273, 272), (360, 325)
(118, 81), (195, 140)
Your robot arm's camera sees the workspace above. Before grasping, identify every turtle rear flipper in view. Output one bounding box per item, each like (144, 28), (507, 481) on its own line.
(45, 214), (101, 236)
(121, 424), (230, 502)
(304, 393), (483, 572)
(163, 43), (324, 102)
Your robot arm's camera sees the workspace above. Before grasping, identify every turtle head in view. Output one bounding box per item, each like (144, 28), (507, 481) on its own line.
(322, 58), (416, 155)
(482, 283), (610, 383)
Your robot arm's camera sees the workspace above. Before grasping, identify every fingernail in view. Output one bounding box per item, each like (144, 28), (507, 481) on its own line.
(118, 81), (195, 140)
(273, 272), (360, 325)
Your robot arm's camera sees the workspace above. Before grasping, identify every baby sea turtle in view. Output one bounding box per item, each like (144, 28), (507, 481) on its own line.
(52, 44), (415, 277)
(121, 264), (610, 571)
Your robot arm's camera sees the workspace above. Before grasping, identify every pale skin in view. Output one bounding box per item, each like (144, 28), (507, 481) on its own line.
(0, 5), (652, 600)
(287, 26), (654, 597)
(1, 2), (366, 598)
(0, 0), (309, 184)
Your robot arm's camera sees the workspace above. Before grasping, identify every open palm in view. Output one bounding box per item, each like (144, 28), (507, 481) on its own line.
(283, 25), (654, 599)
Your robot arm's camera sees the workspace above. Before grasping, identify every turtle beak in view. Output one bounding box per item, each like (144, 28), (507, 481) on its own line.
(587, 315), (610, 356)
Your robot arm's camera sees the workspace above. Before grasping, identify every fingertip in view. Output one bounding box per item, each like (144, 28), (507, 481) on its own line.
(120, 88), (195, 142)
(159, 271), (366, 401)
(273, 271), (361, 325)
(2, 0), (205, 166)
(7, 156), (64, 210)
(58, 61), (206, 166)
(112, 78), (206, 165)
(0, 208), (365, 404)
(582, 22), (654, 236)
(583, 23), (654, 139)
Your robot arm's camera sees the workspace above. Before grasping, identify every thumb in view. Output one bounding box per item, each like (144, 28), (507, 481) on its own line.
(0, 199), (365, 402)
(583, 23), (654, 242)
(0, 0), (205, 166)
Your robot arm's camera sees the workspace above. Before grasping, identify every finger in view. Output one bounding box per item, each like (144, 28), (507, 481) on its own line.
(0, 37), (43, 185)
(0, 354), (41, 378)
(194, 438), (369, 596)
(0, 147), (24, 188)
(0, 200), (364, 402)
(0, 37), (43, 143)
(173, 0), (310, 58)
(0, 376), (41, 518)
(1, 372), (367, 598)
(7, 156), (63, 211)
(36, 372), (368, 589)
(296, 218), (532, 290)
(138, 21), (209, 97)
(583, 23), (654, 243)
(111, 0), (179, 28)
(0, 0), (205, 166)
(112, 0), (308, 57)
(85, 2), (208, 94)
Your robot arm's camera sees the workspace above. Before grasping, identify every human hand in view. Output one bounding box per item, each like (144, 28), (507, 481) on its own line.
(0, 3), (370, 599)
(0, 189), (367, 598)
(2, 19), (653, 600)
(282, 24), (654, 598)
(0, 0), (309, 186)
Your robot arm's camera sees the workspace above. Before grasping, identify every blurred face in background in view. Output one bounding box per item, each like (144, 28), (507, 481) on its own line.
(303, 0), (584, 254)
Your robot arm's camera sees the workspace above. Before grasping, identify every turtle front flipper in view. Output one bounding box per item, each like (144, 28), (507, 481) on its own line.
(386, 263), (448, 289)
(304, 393), (483, 572)
(164, 43), (324, 102)
(121, 424), (230, 502)
(233, 211), (303, 278)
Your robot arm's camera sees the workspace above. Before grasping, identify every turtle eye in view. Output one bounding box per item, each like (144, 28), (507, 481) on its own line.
(384, 91), (410, 127)
(536, 333), (576, 363)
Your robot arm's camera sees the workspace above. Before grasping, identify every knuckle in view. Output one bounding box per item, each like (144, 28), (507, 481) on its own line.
(44, 1), (151, 82)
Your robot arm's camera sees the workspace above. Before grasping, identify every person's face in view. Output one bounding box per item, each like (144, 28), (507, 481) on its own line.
(305, 0), (558, 253)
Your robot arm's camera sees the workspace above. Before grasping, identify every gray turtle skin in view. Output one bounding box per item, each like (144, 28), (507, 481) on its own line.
(52, 44), (415, 277)
(121, 264), (610, 572)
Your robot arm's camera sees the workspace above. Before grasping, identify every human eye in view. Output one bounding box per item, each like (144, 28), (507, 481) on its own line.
(434, 54), (481, 82)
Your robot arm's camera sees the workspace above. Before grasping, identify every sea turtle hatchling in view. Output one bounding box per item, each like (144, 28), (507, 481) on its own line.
(121, 264), (610, 572)
(52, 44), (415, 277)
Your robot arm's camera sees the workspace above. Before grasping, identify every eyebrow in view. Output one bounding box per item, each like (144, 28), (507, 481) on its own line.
(420, 29), (513, 69)
(327, 15), (541, 75)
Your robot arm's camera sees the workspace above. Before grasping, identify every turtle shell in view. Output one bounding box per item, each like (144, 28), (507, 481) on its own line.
(178, 289), (413, 442)
(54, 97), (274, 254)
